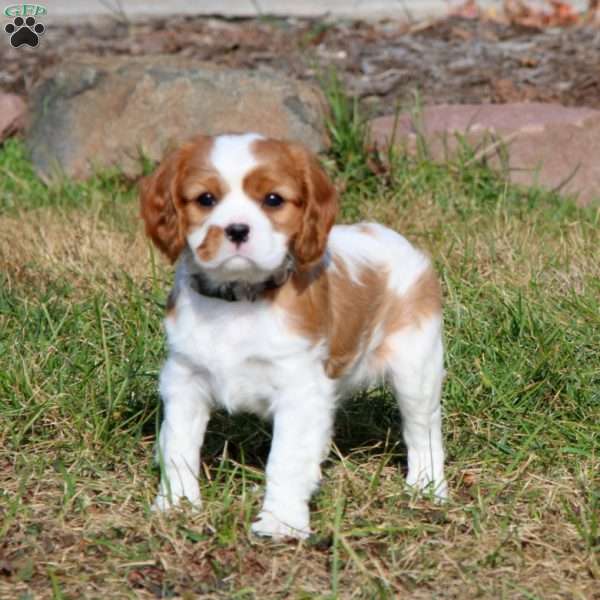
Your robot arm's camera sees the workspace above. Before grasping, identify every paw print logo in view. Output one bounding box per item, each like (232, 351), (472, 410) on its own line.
(4, 16), (45, 48)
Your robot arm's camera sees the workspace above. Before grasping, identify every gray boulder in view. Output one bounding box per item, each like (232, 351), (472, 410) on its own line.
(26, 56), (329, 181)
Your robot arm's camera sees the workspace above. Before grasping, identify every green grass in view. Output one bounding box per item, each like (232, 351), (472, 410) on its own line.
(0, 89), (599, 598)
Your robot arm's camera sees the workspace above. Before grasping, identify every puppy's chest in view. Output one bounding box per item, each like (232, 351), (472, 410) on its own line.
(165, 292), (312, 412)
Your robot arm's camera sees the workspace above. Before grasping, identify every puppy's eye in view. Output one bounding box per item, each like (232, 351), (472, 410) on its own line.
(196, 192), (217, 207)
(264, 193), (284, 208)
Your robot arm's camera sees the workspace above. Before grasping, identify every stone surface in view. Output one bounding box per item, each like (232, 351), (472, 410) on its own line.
(0, 93), (26, 142)
(370, 103), (600, 204)
(26, 56), (329, 181)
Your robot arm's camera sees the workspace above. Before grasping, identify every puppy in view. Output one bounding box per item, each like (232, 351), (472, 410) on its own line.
(140, 133), (447, 539)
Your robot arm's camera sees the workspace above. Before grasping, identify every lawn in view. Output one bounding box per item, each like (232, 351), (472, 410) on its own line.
(0, 92), (598, 599)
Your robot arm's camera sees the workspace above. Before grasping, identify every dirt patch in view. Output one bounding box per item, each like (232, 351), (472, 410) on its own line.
(1, 15), (600, 115)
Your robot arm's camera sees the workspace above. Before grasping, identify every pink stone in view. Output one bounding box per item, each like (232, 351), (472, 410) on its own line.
(0, 93), (26, 142)
(370, 103), (600, 205)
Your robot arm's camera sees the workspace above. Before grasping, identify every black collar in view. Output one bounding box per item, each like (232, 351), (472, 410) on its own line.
(189, 256), (295, 302)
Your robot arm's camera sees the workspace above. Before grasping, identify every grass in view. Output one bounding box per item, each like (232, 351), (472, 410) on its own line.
(0, 83), (599, 599)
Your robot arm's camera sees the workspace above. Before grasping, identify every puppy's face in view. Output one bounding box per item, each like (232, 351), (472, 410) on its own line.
(140, 134), (337, 283)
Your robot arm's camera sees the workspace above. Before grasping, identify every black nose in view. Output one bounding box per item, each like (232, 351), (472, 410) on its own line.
(225, 223), (250, 244)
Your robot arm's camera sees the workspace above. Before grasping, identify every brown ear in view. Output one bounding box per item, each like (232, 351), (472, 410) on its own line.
(139, 150), (185, 263)
(292, 148), (338, 270)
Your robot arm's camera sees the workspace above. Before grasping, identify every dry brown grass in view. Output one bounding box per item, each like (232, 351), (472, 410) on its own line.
(0, 443), (597, 599)
(354, 188), (600, 294)
(0, 207), (164, 298)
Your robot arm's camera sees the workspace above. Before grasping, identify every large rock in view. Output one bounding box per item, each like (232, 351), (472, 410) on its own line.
(0, 93), (26, 142)
(370, 103), (600, 205)
(26, 56), (329, 181)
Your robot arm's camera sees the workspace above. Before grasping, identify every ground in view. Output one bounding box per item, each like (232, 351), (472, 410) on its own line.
(2, 16), (600, 112)
(0, 13), (599, 600)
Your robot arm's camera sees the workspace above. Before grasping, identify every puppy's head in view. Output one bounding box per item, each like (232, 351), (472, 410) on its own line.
(140, 133), (337, 283)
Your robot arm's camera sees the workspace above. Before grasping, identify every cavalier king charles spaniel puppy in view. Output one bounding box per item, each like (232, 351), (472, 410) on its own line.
(140, 133), (447, 539)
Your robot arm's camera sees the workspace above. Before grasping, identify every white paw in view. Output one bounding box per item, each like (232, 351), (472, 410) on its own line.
(151, 493), (177, 512)
(433, 480), (449, 502)
(151, 492), (202, 512)
(405, 477), (448, 502)
(251, 511), (311, 540)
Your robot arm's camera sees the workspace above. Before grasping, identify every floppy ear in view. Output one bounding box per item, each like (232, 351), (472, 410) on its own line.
(292, 147), (338, 270)
(139, 150), (185, 263)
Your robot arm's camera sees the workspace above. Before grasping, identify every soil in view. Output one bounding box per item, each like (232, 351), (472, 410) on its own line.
(1, 15), (600, 115)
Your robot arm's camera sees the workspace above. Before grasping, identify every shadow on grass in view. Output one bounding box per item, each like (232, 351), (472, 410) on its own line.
(196, 385), (405, 472)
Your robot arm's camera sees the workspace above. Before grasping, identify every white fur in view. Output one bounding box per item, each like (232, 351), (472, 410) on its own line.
(328, 223), (431, 294)
(153, 135), (447, 540)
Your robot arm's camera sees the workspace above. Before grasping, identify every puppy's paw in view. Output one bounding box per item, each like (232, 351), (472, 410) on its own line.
(405, 477), (448, 503)
(151, 493), (174, 512)
(251, 511), (310, 540)
(151, 493), (202, 513)
(432, 480), (449, 503)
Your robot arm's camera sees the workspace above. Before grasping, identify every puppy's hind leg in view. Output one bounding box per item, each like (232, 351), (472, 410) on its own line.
(386, 316), (448, 500)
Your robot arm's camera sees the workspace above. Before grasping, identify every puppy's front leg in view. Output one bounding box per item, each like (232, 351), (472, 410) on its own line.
(153, 358), (211, 511)
(252, 381), (335, 540)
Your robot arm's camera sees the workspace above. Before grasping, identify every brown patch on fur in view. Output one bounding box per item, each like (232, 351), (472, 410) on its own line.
(196, 225), (224, 262)
(324, 261), (390, 378)
(139, 136), (217, 263)
(374, 267), (442, 364)
(271, 259), (442, 379)
(387, 267), (442, 332)
(270, 256), (389, 379)
(243, 163), (304, 240)
(250, 139), (338, 270)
